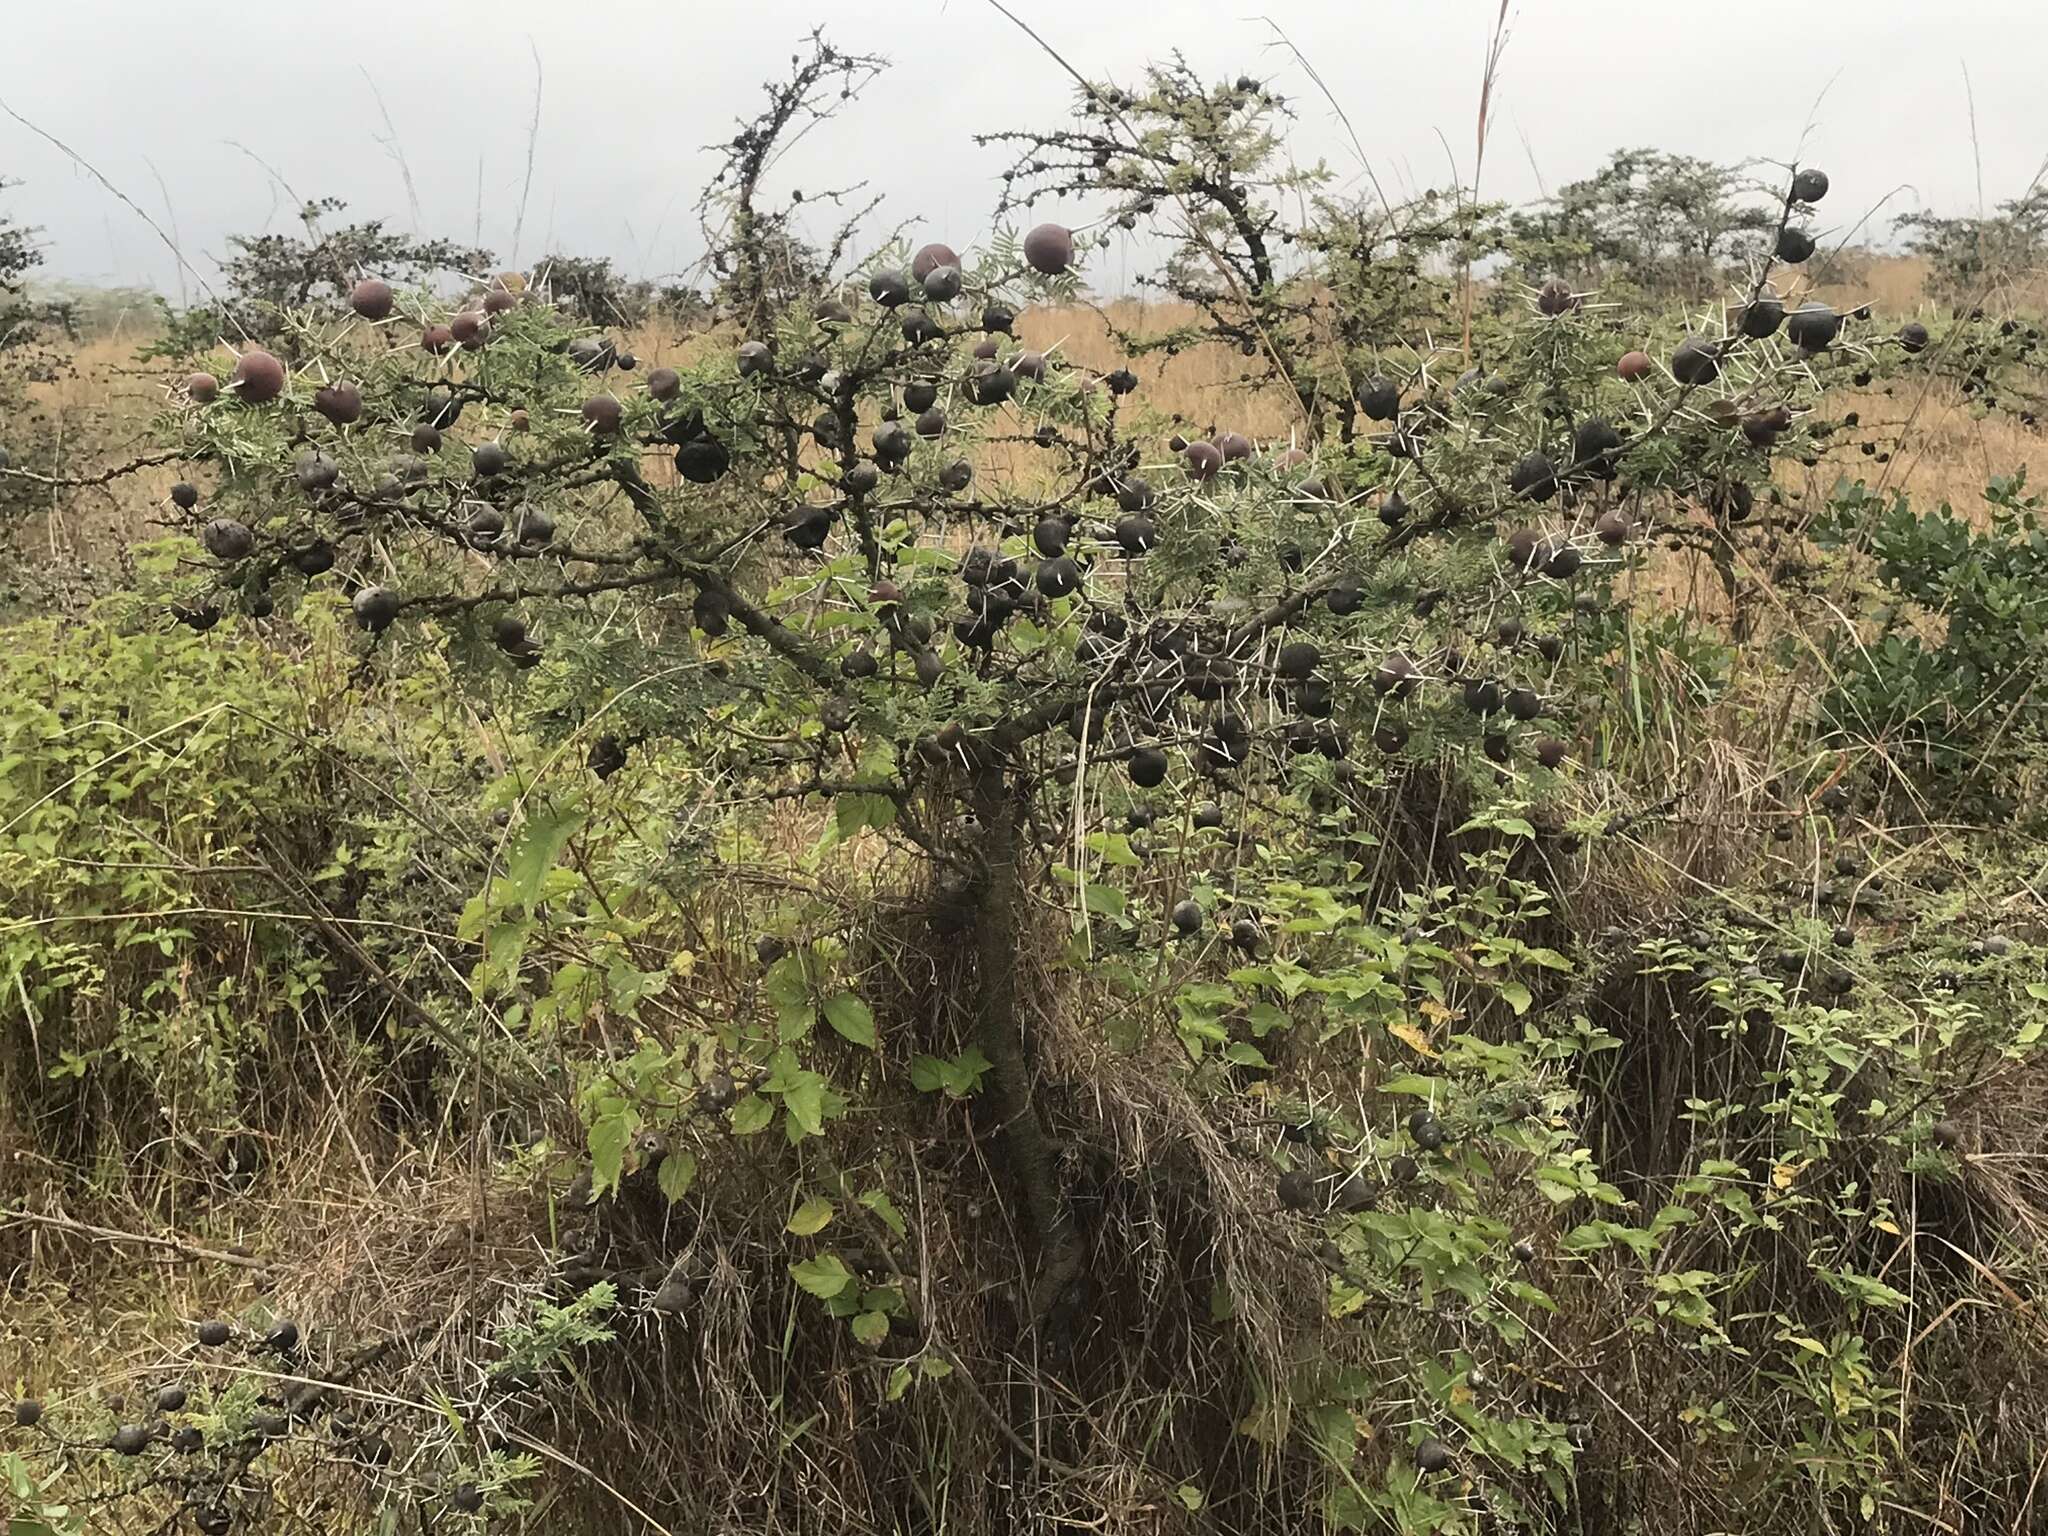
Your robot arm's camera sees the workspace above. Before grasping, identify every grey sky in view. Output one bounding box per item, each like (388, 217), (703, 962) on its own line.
(3, 0), (2044, 296)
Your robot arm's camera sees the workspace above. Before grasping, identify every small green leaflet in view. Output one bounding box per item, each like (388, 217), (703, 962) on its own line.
(851, 1310), (890, 1345)
(909, 1048), (991, 1097)
(765, 954), (813, 1041)
(1080, 881), (1127, 918)
(1379, 1073), (1441, 1098)
(1084, 831), (1142, 866)
(836, 792), (897, 837)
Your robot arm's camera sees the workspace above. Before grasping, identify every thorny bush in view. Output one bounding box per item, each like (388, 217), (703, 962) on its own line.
(3, 36), (2046, 1536)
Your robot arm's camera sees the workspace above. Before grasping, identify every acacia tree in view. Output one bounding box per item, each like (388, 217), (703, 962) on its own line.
(149, 195), (493, 355)
(1506, 148), (1779, 302)
(1894, 187), (2048, 300)
(978, 61), (1480, 443)
(0, 177), (73, 357)
(6, 45), (2046, 1536)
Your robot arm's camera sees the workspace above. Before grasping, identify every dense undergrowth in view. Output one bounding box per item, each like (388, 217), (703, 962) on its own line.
(3, 38), (2048, 1536)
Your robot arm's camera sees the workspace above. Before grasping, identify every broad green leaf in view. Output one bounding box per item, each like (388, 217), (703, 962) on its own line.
(730, 1094), (775, 1135)
(1498, 981), (1532, 1016)
(1080, 881), (1126, 918)
(835, 791), (897, 837)
(657, 1150), (698, 1204)
(587, 1104), (634, 1198)
(823, 991), (877, 1048)
(851, 1310), (890, 1345)
(886, 1365), (913, 1402)
(784, 1077), (827, 1137)
(788, 1196), (836, 1236)
(790, 1253), (855, 1298)
(764, 954), (812, 1011)
(861, 1189), (907, 1238)
(506, 802), (585, 911)
(1379, 1073), (1441, 1098)
(1085, 831), (1142, 866)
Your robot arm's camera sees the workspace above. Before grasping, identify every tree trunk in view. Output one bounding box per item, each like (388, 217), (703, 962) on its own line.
(967, 765), (1082, 1329)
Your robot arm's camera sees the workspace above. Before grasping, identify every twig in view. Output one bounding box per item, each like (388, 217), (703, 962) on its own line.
(142, 157), (188, 310)
(1, 1207), (273, 1272)
(359, 67), (425, 232)
(1462, 0), (1513, 359)
(0, 449), (181, 489)
(0, 96), (243, 335)
(512, 40), (545, 264)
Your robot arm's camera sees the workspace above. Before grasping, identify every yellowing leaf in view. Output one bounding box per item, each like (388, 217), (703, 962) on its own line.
(1419, 998), (1459, 1024)
(1872, 1217), (1900, 1235)
(787, 1196), (835, 1236)
(1387, 1017), (1438, 1058)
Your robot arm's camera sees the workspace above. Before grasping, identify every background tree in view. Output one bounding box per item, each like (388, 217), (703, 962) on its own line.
(1506, 147), (1779, 301)
(1894, 186), (2048, 302)
(980, 61), (1482, 444)
(529, 251), (658, 329)
(0, 176), (80, 558)
(150, 195), (492, 355)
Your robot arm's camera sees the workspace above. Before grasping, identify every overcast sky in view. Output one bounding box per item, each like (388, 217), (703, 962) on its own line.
(3, 0), (2044, 297)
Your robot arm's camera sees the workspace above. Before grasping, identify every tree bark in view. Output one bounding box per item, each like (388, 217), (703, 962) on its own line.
(967, 764), (1082, 1328)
